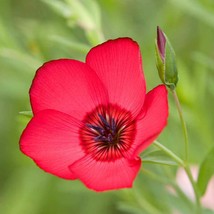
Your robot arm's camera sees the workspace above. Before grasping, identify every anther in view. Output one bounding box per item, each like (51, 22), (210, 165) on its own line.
(86, 123), (105, 135)
(111, 119), (116, 135)
(98, 114), (111, 128)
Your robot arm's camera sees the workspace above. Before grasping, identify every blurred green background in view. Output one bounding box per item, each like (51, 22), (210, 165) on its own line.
(1, 0), (214, 213)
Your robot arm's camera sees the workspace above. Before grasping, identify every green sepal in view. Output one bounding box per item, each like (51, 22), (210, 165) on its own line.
(155, 40), (165, 84)
(165, 39), (178, 89)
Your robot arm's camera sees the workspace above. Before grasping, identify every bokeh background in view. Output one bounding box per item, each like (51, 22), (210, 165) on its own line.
(1, 0), (214, 213)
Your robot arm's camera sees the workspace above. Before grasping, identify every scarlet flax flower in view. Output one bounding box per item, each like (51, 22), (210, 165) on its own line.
(20, 38), (168, 191)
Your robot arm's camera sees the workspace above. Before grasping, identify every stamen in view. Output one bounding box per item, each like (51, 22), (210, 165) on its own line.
(86, 123), (105, 135)
(86, 116), (116, 144)
(111, 119), (116, 135)
(98, 114), (111, 128)
(94, 135), (102, 142)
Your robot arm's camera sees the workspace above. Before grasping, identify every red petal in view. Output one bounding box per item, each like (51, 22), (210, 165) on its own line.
(30, 59), (108, 118)
(20, 109), (85, 179)
(86, 38), (146, 117)
(132, 85), (168, 156)
(69, 156), (141, 191)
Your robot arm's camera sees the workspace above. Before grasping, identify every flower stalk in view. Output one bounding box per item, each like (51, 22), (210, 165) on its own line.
(184, 165), (202, 214)
(171, 89), (189, 162)
(154, 141), (202, 213)
(171, 89), (201, 213)
(155, 27), (202, 213)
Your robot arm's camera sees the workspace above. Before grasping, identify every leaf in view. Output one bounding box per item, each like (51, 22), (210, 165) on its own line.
(117, 202), (144, 214)
(142, 150), (178, 166)
(66, 0), (96, 30)
(19, 111), (33, 118)
(50, 35), (90, 53)
(41, 0), (72, 18)
(0, 48), (42, 69)
(170, 0), (214, 28)
(197, 147), (214, 196)
(81, 0), (102, 29)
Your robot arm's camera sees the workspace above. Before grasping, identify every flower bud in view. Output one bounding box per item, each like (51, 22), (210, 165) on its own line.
(155, 26), (178, 89)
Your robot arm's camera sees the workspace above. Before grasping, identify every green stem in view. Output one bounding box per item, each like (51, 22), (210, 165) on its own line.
(153, 141), (184, 166)
(170, 89), (202, 213)
(171, 89), (189, 162)
(184, 166), (202, 214)
(153, 141), (202, 213)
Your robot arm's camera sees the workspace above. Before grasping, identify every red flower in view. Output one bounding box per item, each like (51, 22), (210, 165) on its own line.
(20, 38), (168, 191)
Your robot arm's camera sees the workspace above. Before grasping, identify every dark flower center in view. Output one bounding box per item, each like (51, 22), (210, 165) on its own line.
(86, 114), (118, 144)
(80, 104), (136, 161)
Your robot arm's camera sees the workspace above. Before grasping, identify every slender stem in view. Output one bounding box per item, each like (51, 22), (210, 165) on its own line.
(153, 141), (184, 166)
(184, 166), (202, 214)
(170, 89), (202, 212)
(153, 141), (202, 213)
(171, 89), (189, 162)
(143, 167), (194, 209)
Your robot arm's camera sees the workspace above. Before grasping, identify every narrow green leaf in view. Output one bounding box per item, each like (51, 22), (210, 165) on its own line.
(117, 202), (144, 214)
(19, 111), (33, 118)
(50, 35), (90, 53)
(170, 0), (214, 28)
(142, 150), (178, 166)
(82, 0), (102, 29)
(143, 159), (177, 166)
(197, 147), (214, 196)
(66, 0), (95, 30)
(41, 0), (72, 18)
(0, 48), (42, 70)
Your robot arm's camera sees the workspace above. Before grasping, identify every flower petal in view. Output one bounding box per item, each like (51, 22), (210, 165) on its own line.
(69, 156), (141, 191)
(30, 59), (108, 118)
(86, 38), (146, 117)
(132, 85), (168, 156)
(20, 109), (85, 179)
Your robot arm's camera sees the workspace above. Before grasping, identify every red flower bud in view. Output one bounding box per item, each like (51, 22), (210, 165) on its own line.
(157, 26), (166, 61)
(155, 26), (178, 89)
